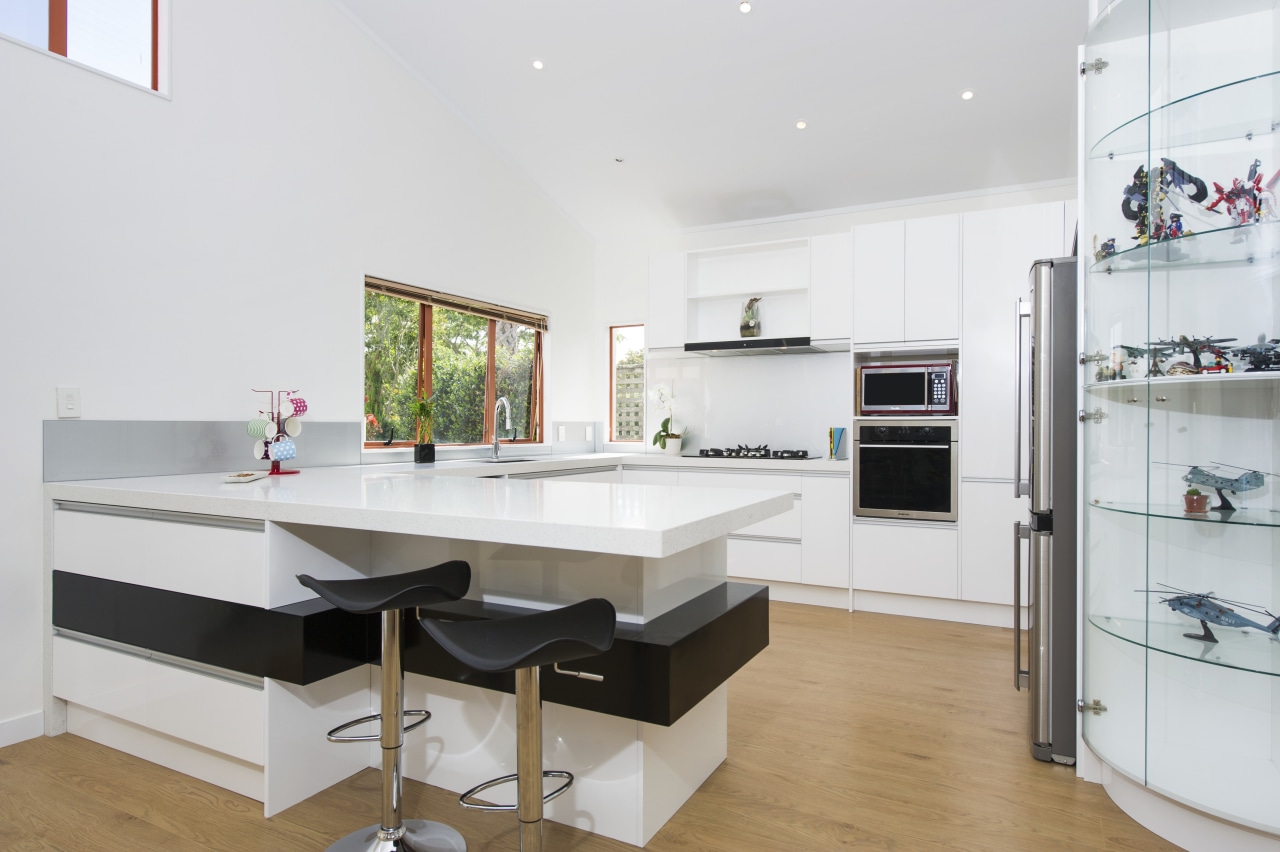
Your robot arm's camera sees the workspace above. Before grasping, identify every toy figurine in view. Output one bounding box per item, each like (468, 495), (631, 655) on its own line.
(1093, 236), (1117, 261)
(1159, 158), (1209, 203)
(1205, 159), (1280, 227)
(1165, 213), (1185, 240)
(1121, 165), (1150, 242)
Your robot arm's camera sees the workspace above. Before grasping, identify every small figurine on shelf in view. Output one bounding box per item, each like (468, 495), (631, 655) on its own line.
(1164, 213), (1185, 240)
(1228, 334), (1280, 371)
(1093, 236), (1117, 262)
(740, 297), (762, 338)
(249, 389), (307, 475)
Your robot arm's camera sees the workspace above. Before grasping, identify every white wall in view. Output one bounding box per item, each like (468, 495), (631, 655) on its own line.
(0, 0), (595, 737)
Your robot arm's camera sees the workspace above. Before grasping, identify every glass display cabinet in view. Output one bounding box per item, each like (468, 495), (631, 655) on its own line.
(1081, 0), (1280, 840)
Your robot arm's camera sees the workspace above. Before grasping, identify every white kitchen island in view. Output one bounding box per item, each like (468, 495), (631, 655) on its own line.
(44, 463), (791, 846)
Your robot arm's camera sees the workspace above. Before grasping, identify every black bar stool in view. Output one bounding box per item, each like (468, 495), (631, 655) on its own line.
(297, 561), (471, 852)
(418, 598), (616, 852)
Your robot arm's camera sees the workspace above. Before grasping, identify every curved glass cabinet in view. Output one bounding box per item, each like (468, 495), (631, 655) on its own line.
(1082, 0), (1280, 837)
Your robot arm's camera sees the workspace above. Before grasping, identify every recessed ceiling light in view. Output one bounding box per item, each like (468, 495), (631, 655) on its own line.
(795, 120), (807, 130)
(960, 89), (974, 100)
(740, 1), (751, 12)
(532, 59), (544, 70)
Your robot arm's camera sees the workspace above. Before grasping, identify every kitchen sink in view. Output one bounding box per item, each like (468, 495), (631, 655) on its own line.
(482, 458), (536, 463)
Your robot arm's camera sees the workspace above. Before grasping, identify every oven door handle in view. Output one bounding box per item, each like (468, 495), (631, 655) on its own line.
(857, 444), (952, 449)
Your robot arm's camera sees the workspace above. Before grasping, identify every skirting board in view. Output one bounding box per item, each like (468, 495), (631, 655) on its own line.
(737, 579), (848, 610)
(0, 711), (44, 748)
(852, 589), (1021, 629)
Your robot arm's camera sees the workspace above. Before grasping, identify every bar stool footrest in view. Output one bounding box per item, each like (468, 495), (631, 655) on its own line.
(326, 709), (430, 743)
(459, 771), (574, 812)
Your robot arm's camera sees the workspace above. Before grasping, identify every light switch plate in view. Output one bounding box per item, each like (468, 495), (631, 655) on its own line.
(585, 425), (593, 441)
(558, 425), (566, 441)
(56, 387), (81, 418)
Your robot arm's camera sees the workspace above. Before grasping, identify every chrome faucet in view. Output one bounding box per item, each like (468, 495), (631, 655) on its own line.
(492, 396), (511, 459)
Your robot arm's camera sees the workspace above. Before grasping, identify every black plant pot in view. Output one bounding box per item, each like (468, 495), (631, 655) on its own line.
(414, 443), (436, 464)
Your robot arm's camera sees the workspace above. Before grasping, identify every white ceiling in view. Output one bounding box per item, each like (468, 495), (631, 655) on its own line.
(336, 0), (1090, 239)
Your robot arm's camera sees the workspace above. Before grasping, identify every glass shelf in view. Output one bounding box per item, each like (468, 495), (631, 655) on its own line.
(1089, 614), (1280, 678)
(1090, 500), (1280, 528)
(1089, 220), (1280, 273)
(1089, 70), (1280, 160)
(1084, 370), (1280, 392)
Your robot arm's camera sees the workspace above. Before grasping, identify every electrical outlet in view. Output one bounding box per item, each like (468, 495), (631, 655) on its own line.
(558, 425), (566, 441)
(57, 387), (81, 418)
(585, 425), (593, 442)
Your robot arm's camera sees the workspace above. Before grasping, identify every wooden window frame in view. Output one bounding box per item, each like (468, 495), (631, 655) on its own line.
(46, 0), (161, 92)
(364, 281), (545, 450)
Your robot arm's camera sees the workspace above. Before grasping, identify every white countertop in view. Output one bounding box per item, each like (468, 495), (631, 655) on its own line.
(46, 461), (796, 558)
(372, 450), (851, 476)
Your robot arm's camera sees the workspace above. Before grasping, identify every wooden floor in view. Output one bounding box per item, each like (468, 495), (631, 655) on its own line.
(0, 604), (1183, 851)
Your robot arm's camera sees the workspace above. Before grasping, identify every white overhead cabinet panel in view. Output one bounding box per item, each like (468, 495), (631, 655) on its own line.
(959, 202), (1066, 480)
(685, 240), (810, 344)
(852, 214), (960, 345)
(903, 214), (960, 342)
(646, 251), (687, 350)
(852, 220), (906, 344)
(808, 232), (854, 342)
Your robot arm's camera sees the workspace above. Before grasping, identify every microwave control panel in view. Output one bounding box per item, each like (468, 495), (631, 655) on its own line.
(929, 371), (950, 406)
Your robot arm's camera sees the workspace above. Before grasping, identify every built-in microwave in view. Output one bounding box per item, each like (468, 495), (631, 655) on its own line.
(857, 362), (956, 416)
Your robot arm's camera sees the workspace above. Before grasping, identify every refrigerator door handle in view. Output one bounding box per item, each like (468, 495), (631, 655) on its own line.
(1013, 521), (1030, 690)
(1014, 298), (1031, 497)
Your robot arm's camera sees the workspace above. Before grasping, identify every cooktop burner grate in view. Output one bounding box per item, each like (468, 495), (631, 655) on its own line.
(697, 445), (809, 459)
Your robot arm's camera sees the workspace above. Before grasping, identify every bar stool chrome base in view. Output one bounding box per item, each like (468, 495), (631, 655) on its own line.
(459, 769), (573, 811)
(325, 818), (466, 852)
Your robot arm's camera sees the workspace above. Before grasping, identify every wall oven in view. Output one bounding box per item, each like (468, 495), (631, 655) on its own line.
(853, 420), (957, 522)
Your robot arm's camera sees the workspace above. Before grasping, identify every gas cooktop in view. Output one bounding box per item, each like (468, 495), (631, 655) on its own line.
(684, 446), (815, 459)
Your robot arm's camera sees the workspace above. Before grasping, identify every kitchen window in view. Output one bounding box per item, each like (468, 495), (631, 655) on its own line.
(364, 277), (545, 448)
(1, 0), (164, 92)
(610, 324), (645, 442)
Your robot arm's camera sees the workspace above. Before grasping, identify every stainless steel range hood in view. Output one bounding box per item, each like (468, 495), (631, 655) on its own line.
(682, 336), (849, 355)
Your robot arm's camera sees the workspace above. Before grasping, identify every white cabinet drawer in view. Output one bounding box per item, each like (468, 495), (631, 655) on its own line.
(851, 522), (957, 599)
(678, 471), (802, 539)
(53, 507), (266, 607)
(52, 636), (264, 765)
(726, 537), (802, 584)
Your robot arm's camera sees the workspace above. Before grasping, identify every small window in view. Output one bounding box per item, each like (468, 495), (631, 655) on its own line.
(364, 277), (546, 448)
(610, 325), (645, 442)
(1, 0), (162, 92)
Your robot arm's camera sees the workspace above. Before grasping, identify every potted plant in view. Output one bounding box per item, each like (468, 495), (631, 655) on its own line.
(412, 393), (435, 463)
(649, 382), (683, 455)
(1184, 486), (1209, 514)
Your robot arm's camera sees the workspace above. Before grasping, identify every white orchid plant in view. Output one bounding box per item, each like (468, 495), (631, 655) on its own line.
(649, 382), (683, 449)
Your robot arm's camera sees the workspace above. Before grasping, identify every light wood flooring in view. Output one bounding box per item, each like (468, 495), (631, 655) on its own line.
(0, 604), (1183, 851)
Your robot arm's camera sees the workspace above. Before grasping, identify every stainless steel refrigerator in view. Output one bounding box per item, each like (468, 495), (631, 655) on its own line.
(1013, 256), (1077, 765)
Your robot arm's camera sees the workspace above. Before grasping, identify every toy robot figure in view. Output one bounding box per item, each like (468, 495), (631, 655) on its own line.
(1121, 165), (1150, 242)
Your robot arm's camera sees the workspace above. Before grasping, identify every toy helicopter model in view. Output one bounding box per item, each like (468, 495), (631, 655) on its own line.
(1143, 584), (1280, 644)
(1229, 334), (1280, 371)
(1158, 461), (1272, 511)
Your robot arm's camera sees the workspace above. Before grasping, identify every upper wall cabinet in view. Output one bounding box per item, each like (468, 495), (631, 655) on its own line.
(647, 251), (687, 349)
(685, 239), (810, 343)
(809, 233), (854, 342)
(646, 235), (853, 353)
(852, 214), (960, 345)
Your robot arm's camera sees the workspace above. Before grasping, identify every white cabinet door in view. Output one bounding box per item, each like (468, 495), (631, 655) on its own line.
(809, 232), (854, 341)
(647, 251), (687, 349)
(959, 481), (1028, 606)
(904, 213), (960, 342)
(960, 201), (1066, 480)
(851, 522), (958, 598)
(801, 476), (851, 588)
(852, 220), (905, 344)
